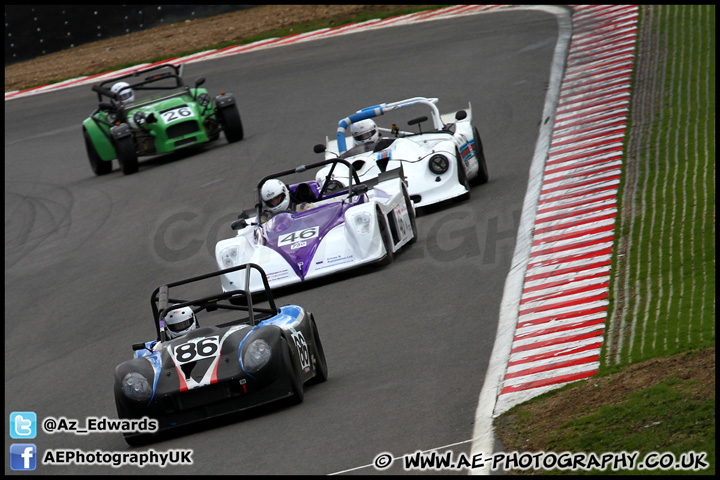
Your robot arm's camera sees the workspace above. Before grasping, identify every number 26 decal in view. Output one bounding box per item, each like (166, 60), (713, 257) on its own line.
(161, 106), (192, 124)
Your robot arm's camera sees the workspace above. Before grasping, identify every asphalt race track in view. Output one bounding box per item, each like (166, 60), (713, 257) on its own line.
(5, 9), (560, 475)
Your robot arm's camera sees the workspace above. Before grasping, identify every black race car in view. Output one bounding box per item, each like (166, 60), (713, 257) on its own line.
(113, 263), (327, 445)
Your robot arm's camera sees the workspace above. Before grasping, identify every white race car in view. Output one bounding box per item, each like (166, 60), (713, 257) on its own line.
(315, 97), (489, 209)
(215, 158), (417, 293)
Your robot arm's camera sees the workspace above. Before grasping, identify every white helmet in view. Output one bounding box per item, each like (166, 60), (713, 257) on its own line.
(350, 119), (379, 144)
(164, 307), (197, 339)
(111, 81), (134, 105)
(315, 168), (348, 193)
(261, 179), (290, 213)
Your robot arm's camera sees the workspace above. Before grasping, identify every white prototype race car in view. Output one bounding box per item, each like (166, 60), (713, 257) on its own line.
(315, 97), (489, 209)
(215, 158), (417, 293)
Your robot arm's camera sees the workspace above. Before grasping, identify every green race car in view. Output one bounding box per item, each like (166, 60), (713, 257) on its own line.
(82, 63), (244, 175)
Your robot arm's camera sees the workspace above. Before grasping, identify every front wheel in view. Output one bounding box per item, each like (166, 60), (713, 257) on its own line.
(403, 184), (418, 244)
(470, 126), (489, 186)
(376, 211), (394, 266)
(453, 148), (471, 203)
(217, 104), (244, 143)
(114, 135), (138, 175)
(114, 389), (153, 446)
(84, 128), (112, 176)
(283, 337), (304, 405)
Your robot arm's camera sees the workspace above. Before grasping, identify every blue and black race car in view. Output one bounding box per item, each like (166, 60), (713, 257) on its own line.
(113, 263), (327, 445)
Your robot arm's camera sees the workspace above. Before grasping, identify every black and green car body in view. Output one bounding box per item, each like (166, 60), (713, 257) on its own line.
(82, 63), (244, 176)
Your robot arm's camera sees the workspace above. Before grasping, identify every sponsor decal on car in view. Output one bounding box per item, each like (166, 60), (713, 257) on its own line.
(393, 204), (410, 238)
(266, 269), (290, 282)
(314, 254), (354, 271)
(290, 328), (311, 372)
(290, 241), (307, 250)
(459, 140), (474, 163)
(376, 150), (392, 161)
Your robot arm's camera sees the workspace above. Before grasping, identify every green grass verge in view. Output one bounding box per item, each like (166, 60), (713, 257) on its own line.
(606, 4), (715, 365)
(547, 380), (713, 474)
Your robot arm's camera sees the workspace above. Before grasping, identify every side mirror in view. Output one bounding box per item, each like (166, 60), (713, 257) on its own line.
(194, 76), (206, 88)
(455, 110), (467, 121)
(313, 144), (327, 154)
(231, 218), (247, 230)
(350, 184), (369, 196)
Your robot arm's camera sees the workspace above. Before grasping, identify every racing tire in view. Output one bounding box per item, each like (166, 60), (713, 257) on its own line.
(114, 134), (139, 175)
(123, 430), (153, 447)
(376, 210), (394, 266)
(217, 104), (244, 143)
(470, 126), (489, 186)
(403, 184), (418, 244)
(453, 148), (471, 203)
(114, 389), (153, 446)
(84, 128), (112, 176)
(307, 316), (328, 385)
(283, 337), (304, 405)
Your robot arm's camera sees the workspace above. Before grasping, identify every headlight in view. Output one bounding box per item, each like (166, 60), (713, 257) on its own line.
(243, 339), (271, 372)
(133, 111), (147, 126)
(352, 212), (372, 234)
(428, 154), (449, 174)
(219, 246), (239, 268)
(121, 372), (152, 401)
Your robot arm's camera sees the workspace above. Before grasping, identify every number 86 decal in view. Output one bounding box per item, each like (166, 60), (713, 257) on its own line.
(173, 336), (220, 364)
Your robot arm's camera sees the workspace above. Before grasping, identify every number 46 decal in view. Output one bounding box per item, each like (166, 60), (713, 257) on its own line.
(278, 227), (319, 247)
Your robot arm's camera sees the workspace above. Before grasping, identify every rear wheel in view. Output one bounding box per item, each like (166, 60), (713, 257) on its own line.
(114, 135), (138, 175)
(217, 104), (244, 143)
(471, 126), (489, 185)
(84, 128), (112, 176)
(307, 317), (328, 384)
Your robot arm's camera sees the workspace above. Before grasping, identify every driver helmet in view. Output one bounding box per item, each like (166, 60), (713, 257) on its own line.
(261, 179), (290, 213)
(111, 81), (134, 105)
(315, 170), (347, 193)
(350, 119), (379, 144)
(164, 306), (197, 339)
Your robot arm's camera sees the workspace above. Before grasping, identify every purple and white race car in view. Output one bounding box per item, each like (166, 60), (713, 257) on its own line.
(215, 158), (417, 293)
